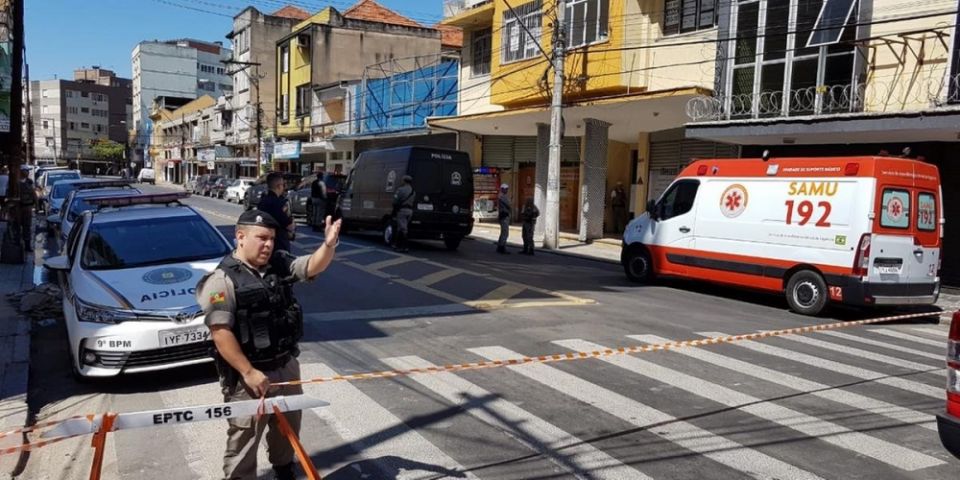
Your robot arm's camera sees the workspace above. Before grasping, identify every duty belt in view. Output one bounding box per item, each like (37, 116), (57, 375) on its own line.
(251, 353), (293, 372)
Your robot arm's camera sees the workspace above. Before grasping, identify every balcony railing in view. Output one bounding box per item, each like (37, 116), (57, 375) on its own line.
(688, 75), (958, 122)
(312, 121), (352, 139)
(443, 0), (490, 18)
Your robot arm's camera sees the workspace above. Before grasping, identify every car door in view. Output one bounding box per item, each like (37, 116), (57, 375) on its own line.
(650, 179), (700, 275)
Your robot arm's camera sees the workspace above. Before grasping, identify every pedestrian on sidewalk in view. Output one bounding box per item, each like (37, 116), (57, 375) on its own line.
(17, 178), (36, 253)
(196, 209), (341, 480)
(497, 183), (512, 254)
(309, 171), (327, 232)
(611, 182), (628, 234)
(392, 175), (415, 252)
(520, 197), (539, 255)
(257, 173), (294, 253)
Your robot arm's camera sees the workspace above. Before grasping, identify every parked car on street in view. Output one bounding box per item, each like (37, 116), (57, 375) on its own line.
(200, 175), (224, 197)
(137, 168), (156, 184)
(339, 146), (474, 250)
(46, 179), (135, 235)
(243, 173), (301, 210)
(38, 169), (81, 213)
(621, 155), (943, 316)
(190, 175), (211, 195)
(287, 177), (313, 217)
(58, 186), (142, 249)
(940, 310), (960, 459)
(184, 176), (200, 193)
(210, 177), (232, 199)
(224, 178), (254, 203)
(43, 192), (232, 378)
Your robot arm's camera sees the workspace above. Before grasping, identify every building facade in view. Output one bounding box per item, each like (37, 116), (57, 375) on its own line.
(131, 39), (232, 169)
(29, 67), (133, 171)
(435, 0), (735, 239)
(685, 0), (960, 286)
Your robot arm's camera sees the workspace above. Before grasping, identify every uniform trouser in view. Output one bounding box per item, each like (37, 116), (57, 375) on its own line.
(612, 206), (627, 233)
(18, 208), (32, 251)
(498, 215), (510, 248)
(522, 221), (534, 251)
(310, 197), (326, 227)
(222, 357), (303, 480)
(396, 208), (412, 247)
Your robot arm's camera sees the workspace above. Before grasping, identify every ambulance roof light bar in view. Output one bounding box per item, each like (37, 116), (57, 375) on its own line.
(87, 192), (191, 210)
(73, 180), (136, 191)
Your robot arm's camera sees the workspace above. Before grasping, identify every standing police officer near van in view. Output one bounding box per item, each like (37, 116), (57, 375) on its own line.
(497, 183), (511, 254)
(197, 209), (341, 480)
(392, 175), (415, 252)
(258, 173), (295, 253)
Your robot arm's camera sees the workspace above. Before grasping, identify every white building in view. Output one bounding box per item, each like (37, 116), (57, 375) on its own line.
(131, 39), (233, 167)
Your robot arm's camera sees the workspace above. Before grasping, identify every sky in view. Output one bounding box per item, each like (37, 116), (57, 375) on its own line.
(25, 0), (445, 81)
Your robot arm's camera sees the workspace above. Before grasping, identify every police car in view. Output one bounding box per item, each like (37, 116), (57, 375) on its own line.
(56, 184), (141, 248)
(47, 179), (137, 236)
(44, 192), (233, 377)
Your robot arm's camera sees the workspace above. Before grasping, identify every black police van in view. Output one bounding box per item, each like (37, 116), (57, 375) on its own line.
(338, 146), (474, 250)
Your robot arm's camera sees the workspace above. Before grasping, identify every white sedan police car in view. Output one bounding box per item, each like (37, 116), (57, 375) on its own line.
(44, 192), (233, 377)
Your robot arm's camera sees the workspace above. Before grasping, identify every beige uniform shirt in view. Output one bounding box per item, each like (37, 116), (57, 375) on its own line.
(196, 251), (312, 329)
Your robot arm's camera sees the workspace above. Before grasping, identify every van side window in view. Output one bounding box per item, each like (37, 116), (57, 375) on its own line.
(917, 192), (937, 232)
(880, 189), (910, 229)
(658, 180), (700, 220)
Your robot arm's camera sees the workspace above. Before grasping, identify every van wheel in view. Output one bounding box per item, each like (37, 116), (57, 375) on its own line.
(444, 235), (463, 251)
(624, 247), (654, 283)
(786, 270), (828, 316)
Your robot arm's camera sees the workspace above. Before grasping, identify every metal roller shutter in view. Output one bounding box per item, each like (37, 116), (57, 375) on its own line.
(482, 135), (515, 168)
(648, 140), (739, 201)
(513, 137), (537, 164)
(562, 137), (581, 164)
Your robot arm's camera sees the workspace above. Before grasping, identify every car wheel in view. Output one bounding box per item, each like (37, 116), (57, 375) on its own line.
(623, 246), (654, 284)
(785, 270), (828, 316)
(444, 235), (463, 251)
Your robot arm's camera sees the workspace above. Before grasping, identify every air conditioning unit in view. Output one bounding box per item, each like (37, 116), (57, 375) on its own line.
(296, 34), (310, 48)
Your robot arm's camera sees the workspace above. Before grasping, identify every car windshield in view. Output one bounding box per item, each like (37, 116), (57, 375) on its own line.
(81, 215), (230, 271)
(51, 182), (79, 200)
(67, 191), (131, 222)
(46, 172), (80, 187)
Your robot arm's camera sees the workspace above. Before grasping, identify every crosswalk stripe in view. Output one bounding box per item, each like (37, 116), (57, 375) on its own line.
(336, 247), (376, 258)
(871, 329), (948, 348)
(908, 326), (948, 340)
(554, 339), (945, 471)
(630, 335), (936, 432)
(700, 331), (944, 400)
(381, 355), (651, 480)
(780, 333), (938, 371)
(415, 269), (462, 286)
(365, 256), (416, 271)
(469, 346), (824, 480)
(816, 331), (943, 361)
(300, 363), (479, 480)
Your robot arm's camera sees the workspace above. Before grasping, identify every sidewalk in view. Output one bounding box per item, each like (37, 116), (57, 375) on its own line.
(468, 222), (960, 314)
(0, 222), (35, 479)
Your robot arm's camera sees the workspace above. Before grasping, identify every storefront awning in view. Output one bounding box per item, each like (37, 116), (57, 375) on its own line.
(428, 87), (707, 143)
(685, 108), (960, 145)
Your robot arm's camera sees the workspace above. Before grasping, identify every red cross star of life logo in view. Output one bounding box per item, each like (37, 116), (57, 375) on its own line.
(720, 184), (749, 218)
(887, 196), (904, 221)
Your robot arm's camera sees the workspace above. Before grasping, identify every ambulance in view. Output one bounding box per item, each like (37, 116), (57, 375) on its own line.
(621, 155), (943, 316)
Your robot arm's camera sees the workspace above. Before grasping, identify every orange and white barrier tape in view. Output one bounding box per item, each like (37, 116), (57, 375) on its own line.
(273, 311), (942, 388)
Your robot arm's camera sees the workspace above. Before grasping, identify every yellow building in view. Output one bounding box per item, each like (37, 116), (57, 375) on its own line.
(434, 0), (734, 239)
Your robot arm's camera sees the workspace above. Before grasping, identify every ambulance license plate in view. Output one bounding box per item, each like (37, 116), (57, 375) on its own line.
(877, 266), (901, 275)
(160, 327), (210, 347)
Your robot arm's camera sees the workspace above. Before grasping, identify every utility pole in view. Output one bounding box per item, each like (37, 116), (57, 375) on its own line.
(223, 60), (263, 173)
(544, 0), (566, 250)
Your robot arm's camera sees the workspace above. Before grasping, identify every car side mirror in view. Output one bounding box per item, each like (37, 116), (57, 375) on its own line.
(646, 200), (658, 220)
(43, 255), (70, 271)
(46, 214), (61, 225)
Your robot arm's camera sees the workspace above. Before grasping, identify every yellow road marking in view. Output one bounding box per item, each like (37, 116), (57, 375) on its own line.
(416, 269), (462, 286)
(366, 256), (416, 271)
(464, 284), (526, 309)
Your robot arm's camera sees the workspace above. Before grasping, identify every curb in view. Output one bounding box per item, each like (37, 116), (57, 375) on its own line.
(0, 248), (36, 479)
(466, 231), (621, 267)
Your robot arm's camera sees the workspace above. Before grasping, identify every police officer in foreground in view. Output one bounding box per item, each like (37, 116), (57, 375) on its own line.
(197, 209), (341, 480)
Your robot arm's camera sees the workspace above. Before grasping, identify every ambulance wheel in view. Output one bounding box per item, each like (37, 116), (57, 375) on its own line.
(624, 247), (654, 284)
(786, 270), (828, 316)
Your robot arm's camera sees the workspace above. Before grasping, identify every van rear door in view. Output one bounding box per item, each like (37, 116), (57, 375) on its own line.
(868, 186), (940, 293)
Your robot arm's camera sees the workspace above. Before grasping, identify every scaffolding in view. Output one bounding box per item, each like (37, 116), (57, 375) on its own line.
(358, 54), (459, 135)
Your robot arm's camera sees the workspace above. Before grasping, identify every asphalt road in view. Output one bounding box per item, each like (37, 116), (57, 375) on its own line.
(18, 184), (959, 479)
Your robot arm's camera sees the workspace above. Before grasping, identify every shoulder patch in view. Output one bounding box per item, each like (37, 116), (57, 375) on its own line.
(209, 291), (226, 305)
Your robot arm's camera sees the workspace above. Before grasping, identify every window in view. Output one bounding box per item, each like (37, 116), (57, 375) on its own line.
(471, 28), (492, 76)
(95, 125), (103, 133)
(81, 122), (90, 129)
(44, 137), (54, 146)
(807, 0), (858, 47)
(502, 1), (542, 63)
(280, 93), (289, 123)
(81, 107), (89, 113)
(81, 216), (231, 271)
(917, 192), (937, 232)
(566, 0), (609, 48)
(41, 120), (49, 129)
(81, 91), (89, 98)
(295, 85), (311, 117)
(657, 180), (700, 220)
(68, 106), (78, 114)
(880, 189), (910, 229)
(69, 122), (76, 130)
(281, 46), (290, 73)
(65, 90), (74, 98)
(664, 0), (717, 35)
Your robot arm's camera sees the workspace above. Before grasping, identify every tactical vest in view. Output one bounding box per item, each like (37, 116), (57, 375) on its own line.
(216, 254), (303, 369)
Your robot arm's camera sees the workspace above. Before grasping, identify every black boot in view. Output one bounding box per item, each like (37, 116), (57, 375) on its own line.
(273, 462), (296, 480)
(497, 245), (509, 254)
